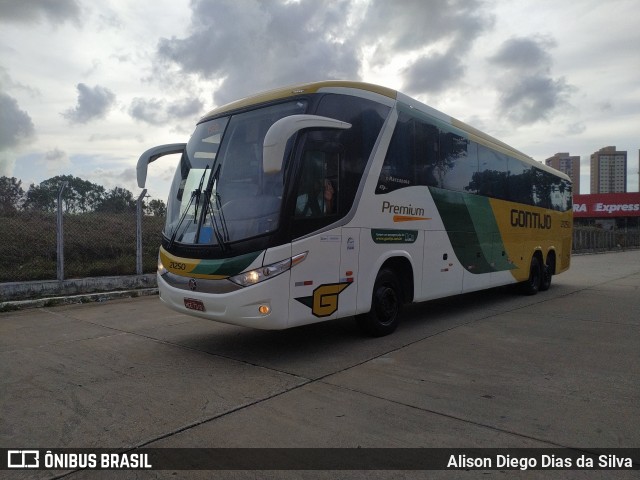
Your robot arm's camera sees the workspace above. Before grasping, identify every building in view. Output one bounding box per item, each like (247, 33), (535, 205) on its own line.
(545, 152), (581, 194)
(573, 192), (640, 230)
(590, 146), (627, 193)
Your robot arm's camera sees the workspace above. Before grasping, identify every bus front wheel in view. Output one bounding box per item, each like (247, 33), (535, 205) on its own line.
(357, 269), (402, 337)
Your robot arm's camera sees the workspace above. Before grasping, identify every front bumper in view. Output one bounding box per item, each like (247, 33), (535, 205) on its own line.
(157, 271), (291, 330)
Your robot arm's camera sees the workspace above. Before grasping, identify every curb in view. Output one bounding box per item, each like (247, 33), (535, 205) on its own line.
(0, 288), (158, 312)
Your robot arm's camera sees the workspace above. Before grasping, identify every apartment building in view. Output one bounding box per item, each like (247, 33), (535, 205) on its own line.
(590, 146), (627, 193)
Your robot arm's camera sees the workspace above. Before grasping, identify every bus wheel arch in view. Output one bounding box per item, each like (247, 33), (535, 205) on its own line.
(357, 257), (413, 337)
(379, 256), (414, 303)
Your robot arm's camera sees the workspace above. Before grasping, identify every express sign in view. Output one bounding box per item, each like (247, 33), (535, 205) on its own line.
(573, 193), (640, 218)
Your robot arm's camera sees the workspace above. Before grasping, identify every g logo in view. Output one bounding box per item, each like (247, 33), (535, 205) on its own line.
(312, 283), (350, 317)
(295, 282), (351, 318)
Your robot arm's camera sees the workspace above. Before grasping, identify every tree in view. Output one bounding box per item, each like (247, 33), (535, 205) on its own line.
(95, 187), (136, 213)
(146, 198), (166, 217)
(24, 175), (106, 213)
(0, 176), (25, 214)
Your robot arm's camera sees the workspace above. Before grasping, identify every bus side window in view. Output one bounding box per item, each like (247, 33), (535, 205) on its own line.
(376, 112), (415, 194)
(477, 144), (508, 199)
(414, 120), (439, 187)
(438, 126), (475, 192)
(377, 110), (441, 193)
(294, 149), (340, 218)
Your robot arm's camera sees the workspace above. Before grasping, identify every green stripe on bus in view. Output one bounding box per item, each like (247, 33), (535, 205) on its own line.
(429, 187), (513, 274)
(191, 250), (263, 277)
(462, 194), (514, 272)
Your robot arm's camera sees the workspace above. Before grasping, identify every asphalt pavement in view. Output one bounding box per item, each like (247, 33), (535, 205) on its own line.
(1, 250), (639, 479)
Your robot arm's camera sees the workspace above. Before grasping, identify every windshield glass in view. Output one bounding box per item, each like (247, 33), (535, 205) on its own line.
(164, 100), (308, 247)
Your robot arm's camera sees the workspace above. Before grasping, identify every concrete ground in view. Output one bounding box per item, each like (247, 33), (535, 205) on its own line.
(1, 251), (639, 479)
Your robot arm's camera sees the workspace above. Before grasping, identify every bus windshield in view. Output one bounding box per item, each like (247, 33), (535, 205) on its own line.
(164, 100), (308, 247)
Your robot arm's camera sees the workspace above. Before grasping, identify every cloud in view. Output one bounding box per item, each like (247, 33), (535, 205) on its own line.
(0, 92), (36, 150)
(0, 66), (40, 98)
(402, 53), (465, 95)
(129, 97), (204, 125)
(167, 97), (205, 118)
(62, 83), (116, 124)
(129, 98), (164, 125)
(0, 157), (13, 176)
(153, 0), (494, 104)
(361, 0), (493, 95)
(565, 122), (586, 136)
(39, 148), (70, 175)
(0, 0), (81, 25)
(155, 0), (361, 105)
(361, 0), (493, 63)
(498, 75), (573, 124)
(44, 147), (67, 163)
(489, 36), (554, 71)
(489, 36), (575, 124)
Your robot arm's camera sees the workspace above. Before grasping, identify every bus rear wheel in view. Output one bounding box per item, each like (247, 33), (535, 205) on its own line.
(539, 255), (554, 292)
(357, 269), (402, 337)
(520, 255), (542, 295)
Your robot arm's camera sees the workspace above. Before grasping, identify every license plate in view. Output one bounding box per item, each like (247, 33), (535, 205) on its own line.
(184, 298), (205, 312)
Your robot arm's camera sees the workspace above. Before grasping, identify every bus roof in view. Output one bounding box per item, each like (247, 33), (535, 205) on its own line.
(200, 80), (397, 121)
(200, 80), (569, 182)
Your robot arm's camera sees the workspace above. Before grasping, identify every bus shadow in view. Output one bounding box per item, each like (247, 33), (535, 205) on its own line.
(179, 286), (519, 378)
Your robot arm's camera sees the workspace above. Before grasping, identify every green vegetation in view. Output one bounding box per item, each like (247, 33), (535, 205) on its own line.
(0, 174), (167, 282)
(1, 211), (165, 282)
(0, 175), (166, 216)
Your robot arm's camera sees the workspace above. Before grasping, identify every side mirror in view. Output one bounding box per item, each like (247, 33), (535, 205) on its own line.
(136, 143), (186, 188)
(263, 115), (351, 174)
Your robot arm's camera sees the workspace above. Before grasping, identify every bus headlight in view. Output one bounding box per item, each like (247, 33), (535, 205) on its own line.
(158, 254), (168, 275)
(229, 252), (307, 287)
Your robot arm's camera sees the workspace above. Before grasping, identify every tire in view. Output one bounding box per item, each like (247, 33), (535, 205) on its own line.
(357, 269), (402, 337)
(520, 255), (542, 296)
(539, 260), (552, 292)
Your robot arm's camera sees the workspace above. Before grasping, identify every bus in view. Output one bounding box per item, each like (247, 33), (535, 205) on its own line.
(137, 81), (572, 336)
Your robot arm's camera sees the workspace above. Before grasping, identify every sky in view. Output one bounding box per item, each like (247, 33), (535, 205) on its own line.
(1, 0), (639, 202)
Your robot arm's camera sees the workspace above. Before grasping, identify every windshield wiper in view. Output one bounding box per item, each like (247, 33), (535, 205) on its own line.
(202, 163), (230, 252)
(192, 164), (209, 222)
(212, 164), (230, 242)
(168, 165), (209, 249)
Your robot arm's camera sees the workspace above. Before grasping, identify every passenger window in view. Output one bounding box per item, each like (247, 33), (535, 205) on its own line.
(376, 105), (572, 212)
(377, 112), (441, 194)
(377, 112), (415, 194)
(438, 127), (475, 192)
(476, 145), (508, 199)
(508, 158), (534, 205)
(414, 120), (439, 187)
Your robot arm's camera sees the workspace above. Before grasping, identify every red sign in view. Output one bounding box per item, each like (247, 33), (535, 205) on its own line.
(573, 193), (640, 218)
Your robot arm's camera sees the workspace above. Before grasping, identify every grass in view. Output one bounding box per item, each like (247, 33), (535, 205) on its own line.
(0, 212), (165, 282)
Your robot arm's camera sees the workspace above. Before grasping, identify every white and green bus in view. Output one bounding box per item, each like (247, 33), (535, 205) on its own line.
(137, 81), (572, 336)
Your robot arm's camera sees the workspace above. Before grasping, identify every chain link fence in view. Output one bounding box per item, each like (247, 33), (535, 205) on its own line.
(1, 203), (640, 285)
(0, 191), (164, 284)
